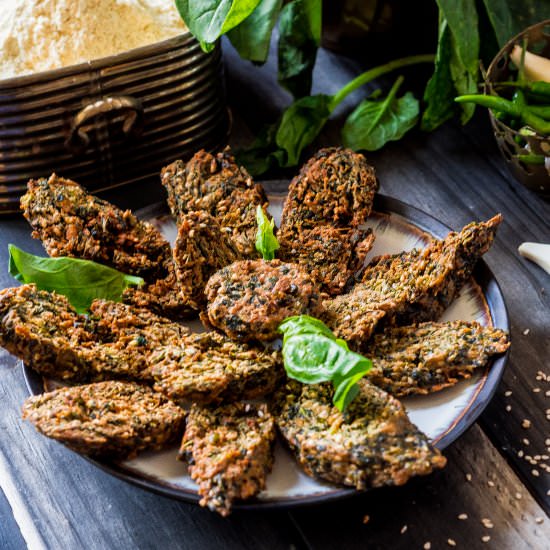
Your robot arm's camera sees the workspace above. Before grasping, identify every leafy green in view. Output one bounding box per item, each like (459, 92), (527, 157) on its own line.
(8, 245), (144, 314)
(480, 0), (514, 47)
(342, 76), (419, 151)
(227, 0), (282, 63)
(255, 206), (279, 260)
(175, 0), (261, 51)
(277, 0), (322, 98)
(278, 315), (372, 412)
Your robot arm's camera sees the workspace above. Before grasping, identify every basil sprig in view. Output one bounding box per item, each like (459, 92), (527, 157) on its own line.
(255, 205), (279, 260)
(279, 315), (372, 412)
(8, 245), (144, 314)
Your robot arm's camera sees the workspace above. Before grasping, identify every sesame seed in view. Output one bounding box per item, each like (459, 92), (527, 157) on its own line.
(523, 328), (530, 335)
(518, 450), (524, 458)
(362, 514), (370, 524)
(447, 539), (456, 547)
(536, 517), (544, 524)
(481, 536), (491, 543)
(547, 490), (550, 496)
(523, 438), (530, 446)
(522, 419), (531, 428)
(533, 388), (541, 393)
(515, 492), (522, 499)
(424, 543), (431, 550)
(466, 473), (472, 481)
(542, 455), (549, 460)
(400, 525), (408, 534)
(458, 513), (468, 520)
(546, 390), (550, 397)
(535, 455), (541, 461)
(505, 405), (512, 412)
(481, 518), (494, 529)
(504, 390), (512, 397)
(532, 469), (540, 477)
(487, 480), (495, 487)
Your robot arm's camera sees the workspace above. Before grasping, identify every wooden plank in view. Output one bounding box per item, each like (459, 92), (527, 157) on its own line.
(290, 424), (550, 549)
(0, 348), (305, 550)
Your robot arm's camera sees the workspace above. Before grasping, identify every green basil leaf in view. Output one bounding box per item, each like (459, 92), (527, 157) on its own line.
(255, 206), (279, 260)
(279, 314), (336, 343)
(333, 379), (361, 413)
(8, 245), (143, 314)
(342, 78), (419, 152)
(278, 0), (322, 98)
(421, 16), (457, 132)
(227, 0), (282, 63)
(175, 0), (260, 48)
(275, 94), (331, 166)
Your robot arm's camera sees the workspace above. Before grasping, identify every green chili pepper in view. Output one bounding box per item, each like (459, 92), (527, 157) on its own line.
(496, 81), (550, 100)
(515, 154), (546, 165)
(455, 94), (550, 135)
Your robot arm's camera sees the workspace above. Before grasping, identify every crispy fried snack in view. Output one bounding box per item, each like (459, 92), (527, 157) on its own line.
(278, 148), (378, 294)
(179, 402), (275, 516)
(172, 211), (244, 310)
(274, 380), (446, 490)
(161, 148), (268, 257)
(21, 174), (172, 280)
(203, 259), (323, 342)
(365, 321), (510, 396)
(150, 332), (282, 405)
(23, 381), (184, 459)
(323, 215), (502, 348)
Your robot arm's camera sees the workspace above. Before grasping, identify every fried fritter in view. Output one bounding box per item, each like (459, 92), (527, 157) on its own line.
(365, 321), (510, 397)
(172, 211), (244, 310)
(21, 174), (172, 280)
(179, 402), (275, 516)
(22, 381), (184, 459)
(274, 379), (446, 490)
(150, 332), (282, 405)
(278, 148), (378, 294)
(204, 259), (323, 342)
(161, 148), (267, 257)
(323, 215), (502, 348)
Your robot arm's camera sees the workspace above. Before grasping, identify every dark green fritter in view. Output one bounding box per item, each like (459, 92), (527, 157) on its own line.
(22, 381), (185, 459)
(273, 380), (446, 490)
(173, 211), (245, 310)
(150, 332), (283, 405)
(161, 148), (267, 257)
(204, 259), (323, 342)
(179, 402), (276, 516)
(21, 174), (172, 281)
(365, 321), (510, 396)
(323, 215), (502, 348)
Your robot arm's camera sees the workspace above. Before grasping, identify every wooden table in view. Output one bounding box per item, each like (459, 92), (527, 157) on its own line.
(1, 39), (549, 550)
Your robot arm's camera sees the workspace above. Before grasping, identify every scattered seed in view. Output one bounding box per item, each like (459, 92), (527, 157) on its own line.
(458, 513), (468, 520)
(362, 514), (370, 524)
(515, 492), (522, 500)
(424, 543), (431, 550)
(400, 525), (408, 534)
(466, 473), (472, 482)
(523, 438), (530, 446)
(481, 535), (491, 543)
(487, 480), (495, 487)
(536, 517), (544, 525)
(522, 419), (531, 429)
(532, 469), (540, 477)
(533, 388), (541, 393)
(523, 328), (530, 335)
(546, 390), (550, 397)
(518, 450), (524, 458)
(481, 518), (494, 529)
(535, 455), (541, 461)
(447, 539), (456, 547)
(504, 390), (512, 397)
(505, 405), (512, 412)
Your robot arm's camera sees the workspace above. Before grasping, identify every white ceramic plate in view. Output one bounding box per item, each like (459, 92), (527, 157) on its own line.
(24, 190), (510, 508)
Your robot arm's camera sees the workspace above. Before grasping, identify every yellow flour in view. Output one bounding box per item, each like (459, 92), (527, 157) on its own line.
(0, 0), (188, 79)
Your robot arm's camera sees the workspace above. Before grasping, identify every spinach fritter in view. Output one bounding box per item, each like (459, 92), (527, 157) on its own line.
(204, 259), (323, 342)
(179, 402), (275, 516)
(150, 332), (282, 405)
(274, 379), (446, 490)
(22, 381), (184, 459)
(161, 148), (267, 257)
(365, 321), (510, 396)
(323, 215), (502, 348)
(278, 148), (378, 294)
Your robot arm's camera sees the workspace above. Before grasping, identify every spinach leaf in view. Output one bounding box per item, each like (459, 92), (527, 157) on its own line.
(480, 0), (514, 47)
(278, 0), (322, 98)
(421, 16), (457, 132)
(228, 0), (282, 63)
(279, 315), (372, 412)
(342, 76), (419, 151)
(175, 0), (260, 50)
(255, 206), (279, 260)
(275, 94), (332, 166)
(8, 245), (143, 314)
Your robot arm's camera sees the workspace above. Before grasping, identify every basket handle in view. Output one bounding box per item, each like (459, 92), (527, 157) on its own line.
(66, 96), (144, 153)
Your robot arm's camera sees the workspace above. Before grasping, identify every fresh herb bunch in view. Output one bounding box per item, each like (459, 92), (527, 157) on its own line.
(8, 245), (144, 313)
(279, 315), (372, 412)
(255, 205), (280, 260)
(176, 1), (547, 174)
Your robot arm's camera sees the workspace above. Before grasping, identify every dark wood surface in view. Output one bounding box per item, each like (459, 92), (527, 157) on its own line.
(0, 37), (549, 549)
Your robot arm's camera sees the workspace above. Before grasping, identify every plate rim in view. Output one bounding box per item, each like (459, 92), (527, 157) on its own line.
(22, 192), (510, 510)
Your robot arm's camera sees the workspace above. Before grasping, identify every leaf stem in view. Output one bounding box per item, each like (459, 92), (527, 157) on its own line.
(365, 75), (405, 135)
(329, 54), (435, 112)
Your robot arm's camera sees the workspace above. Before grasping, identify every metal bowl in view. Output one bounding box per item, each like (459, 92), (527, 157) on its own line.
(486, 20), (550, 199)
(0, 33), (229, 214)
